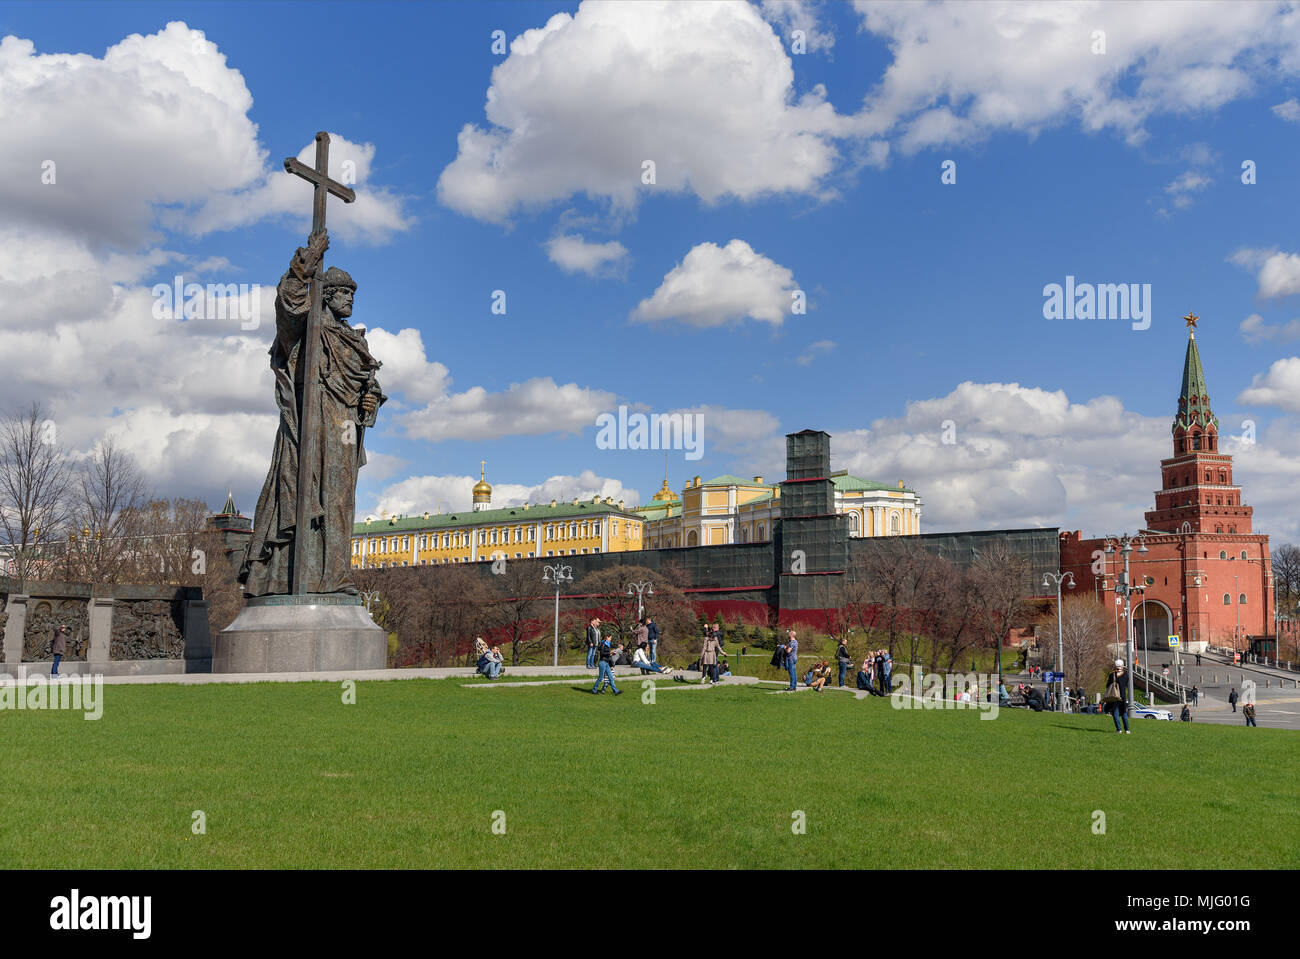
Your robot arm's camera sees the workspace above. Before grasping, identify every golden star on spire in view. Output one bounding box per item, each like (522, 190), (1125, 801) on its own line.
(1183, 312), (1199, 331)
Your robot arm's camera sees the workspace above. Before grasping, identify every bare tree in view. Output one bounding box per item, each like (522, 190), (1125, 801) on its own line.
(970, 539), (1033, 684)
(1273, 544), (1300, 611)
(850, 538), (927, 657)
(387, 566), (494, 667)
(123, 498), (211, 585)
(189, 527), (245, 634)
(0, 402), (74, 583)
(933, 568), (983, 672)
(71, 435), (152, 583)
(487, 561), (548, 665)
(1055, 594), (1114, 699)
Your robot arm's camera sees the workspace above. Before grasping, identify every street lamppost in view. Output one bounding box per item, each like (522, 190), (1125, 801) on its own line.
(626, 580), (653, 621)
(1042, 570), (1075, 712)
(542, 563), (573, 667)
(1105, 532), (1148, 717)
(1129, 584), (1150, 703)
(1233, 572), (1241, 660)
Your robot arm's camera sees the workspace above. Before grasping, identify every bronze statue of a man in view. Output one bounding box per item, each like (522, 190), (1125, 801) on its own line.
(240, 231), (385, 596)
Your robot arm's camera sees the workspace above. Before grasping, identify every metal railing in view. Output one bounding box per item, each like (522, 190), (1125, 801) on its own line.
(1132, 661), (1188, 703)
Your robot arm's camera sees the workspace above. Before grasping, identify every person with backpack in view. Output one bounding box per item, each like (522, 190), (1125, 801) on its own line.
(835, 637), (852, 687)
(590, 635), (623, 695)
(585, 617), (602, 669)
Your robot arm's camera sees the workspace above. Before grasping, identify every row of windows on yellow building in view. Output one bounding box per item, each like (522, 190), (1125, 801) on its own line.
(351, 466), (922, 568)
(351, 470), (645, 568)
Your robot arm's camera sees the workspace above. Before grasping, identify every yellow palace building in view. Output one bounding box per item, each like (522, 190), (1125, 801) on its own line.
(351, 465), (922, 568)
(351, 466), (646, 568)
(636, 472), (922, 547)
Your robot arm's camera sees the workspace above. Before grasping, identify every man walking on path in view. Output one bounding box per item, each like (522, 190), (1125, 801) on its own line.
(1243, 701), (1257, 727)
(647, 616), (659, 662)
(586, 617), (601, 669)
(1191, 684), (1199, 705)
(51, 624), (68, 678)
(1228, 687), (1238, 712)
(783, 629), (799, 691)
(591, 635), (622, 695)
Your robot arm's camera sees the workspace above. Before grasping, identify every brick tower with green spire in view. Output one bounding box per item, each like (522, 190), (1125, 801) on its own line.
(1145, 313), (1253, 534)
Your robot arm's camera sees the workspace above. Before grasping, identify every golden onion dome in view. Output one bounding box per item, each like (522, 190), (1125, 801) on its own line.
(472, 463), (492, 499)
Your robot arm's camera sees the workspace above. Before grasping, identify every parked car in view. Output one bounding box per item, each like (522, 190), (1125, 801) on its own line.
(1133, 704), (1173, 721)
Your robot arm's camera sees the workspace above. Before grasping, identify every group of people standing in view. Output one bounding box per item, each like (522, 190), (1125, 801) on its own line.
(854, 647), (893, 696)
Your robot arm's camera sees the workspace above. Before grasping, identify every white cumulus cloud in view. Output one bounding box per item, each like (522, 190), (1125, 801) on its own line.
(1238, 358), (1300, 413)
(545, 234), (629, 276)
(436, 0), (849, 224)
(631, 239), (799, 328)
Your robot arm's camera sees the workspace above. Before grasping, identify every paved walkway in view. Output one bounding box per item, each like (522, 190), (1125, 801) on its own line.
(0, 664), (657, 687)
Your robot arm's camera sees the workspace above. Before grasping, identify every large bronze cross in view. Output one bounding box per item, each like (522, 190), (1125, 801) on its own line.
(284, 131), (356, 594)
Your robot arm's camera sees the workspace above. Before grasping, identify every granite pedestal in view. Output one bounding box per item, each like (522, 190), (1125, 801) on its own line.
(213, 594), (387, 673)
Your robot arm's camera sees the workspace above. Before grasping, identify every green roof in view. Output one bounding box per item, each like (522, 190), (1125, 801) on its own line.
(832, 474), (915, 494)
(354, 500), (640, 535)
(699, 474), (769, 487)
(1175, 331), (1218, 433)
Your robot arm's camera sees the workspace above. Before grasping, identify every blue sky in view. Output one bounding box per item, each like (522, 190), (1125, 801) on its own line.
(2, 0), (1299, 541)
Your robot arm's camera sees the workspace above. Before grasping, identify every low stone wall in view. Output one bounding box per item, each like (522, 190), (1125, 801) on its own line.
(1, 581), (211, 674)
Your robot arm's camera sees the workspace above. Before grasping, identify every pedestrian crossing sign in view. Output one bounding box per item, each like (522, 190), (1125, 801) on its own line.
(1168, 635), (1180, 647)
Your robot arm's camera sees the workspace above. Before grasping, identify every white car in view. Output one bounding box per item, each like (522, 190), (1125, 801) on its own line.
(1133, 704), (1173, 721)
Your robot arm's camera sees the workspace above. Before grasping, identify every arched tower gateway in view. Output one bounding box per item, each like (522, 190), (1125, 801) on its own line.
(1061, 313), (1273, 655)
(1145, 313), (1252, 535)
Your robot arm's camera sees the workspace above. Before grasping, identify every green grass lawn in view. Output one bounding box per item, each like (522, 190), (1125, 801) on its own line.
(3, 677), (1295, 869)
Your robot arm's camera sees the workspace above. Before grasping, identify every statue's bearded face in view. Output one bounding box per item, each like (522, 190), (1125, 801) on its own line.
(327, 287), (354, 319)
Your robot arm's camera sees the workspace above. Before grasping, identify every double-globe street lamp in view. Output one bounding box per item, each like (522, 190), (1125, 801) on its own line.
(542, 563), (573, 667)
(1104, 532), (1148, 717)
(1042, 570), (1075, 712)
(626, 580), (653, 621)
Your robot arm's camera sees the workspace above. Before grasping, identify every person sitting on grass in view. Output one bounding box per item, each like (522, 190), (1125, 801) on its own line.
(809, 661), (832, 692)
(633, 644), (673, 675)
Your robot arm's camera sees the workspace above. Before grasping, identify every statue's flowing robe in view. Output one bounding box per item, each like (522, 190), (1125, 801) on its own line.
(239, 254), (385, 596)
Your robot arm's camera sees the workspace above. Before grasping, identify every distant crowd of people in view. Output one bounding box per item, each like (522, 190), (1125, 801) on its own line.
(474, 616), (1267, 729)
